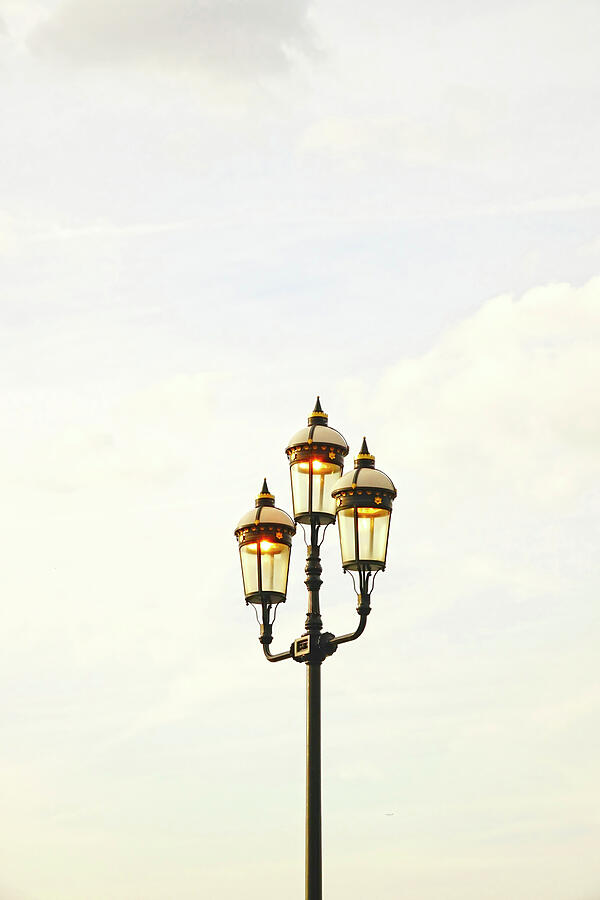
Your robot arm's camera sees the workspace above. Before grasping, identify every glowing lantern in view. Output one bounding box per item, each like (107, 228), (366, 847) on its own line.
(331, 439), (396, 572)
(285, 397), (349, 525)
(234, 480), (296, 604)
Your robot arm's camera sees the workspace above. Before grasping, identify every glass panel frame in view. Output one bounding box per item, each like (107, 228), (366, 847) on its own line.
(356, 507), (390, 565)
(290, 462), (310, 520)
(290, 458), (341, 522)
(335, 505), (391, 571)
(259, 541), (290, 594)
(240, 542), (259, 596)
(337, 507), (357, 567)
(239, 539), (291, 599)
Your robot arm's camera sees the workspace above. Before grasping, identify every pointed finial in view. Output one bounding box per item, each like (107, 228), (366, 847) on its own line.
(355, 437), (375, 467)
(256, 478), (275, 506)
(308, 395), (328, 425)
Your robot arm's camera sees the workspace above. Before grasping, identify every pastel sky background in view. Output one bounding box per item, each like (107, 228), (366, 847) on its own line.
(1, 1), (600, 898)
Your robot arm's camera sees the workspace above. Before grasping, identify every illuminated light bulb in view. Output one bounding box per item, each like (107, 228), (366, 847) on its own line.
(297, 459), (337, 474)
(260, 540), (280, 554)
(356, 507), (388, 518)
(245, 540), (283, 555)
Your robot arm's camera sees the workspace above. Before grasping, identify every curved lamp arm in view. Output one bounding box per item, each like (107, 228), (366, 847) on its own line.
(263, 642), (293, 662)
(330, 609), (369, 647)
(329, 583), (372, 647)
(259, 618), (293, 663)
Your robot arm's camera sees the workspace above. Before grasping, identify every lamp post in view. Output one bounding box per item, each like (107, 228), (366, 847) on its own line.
(234, 398), (396, 900)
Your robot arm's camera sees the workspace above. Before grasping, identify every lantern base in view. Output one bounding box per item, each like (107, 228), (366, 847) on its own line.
(245, 591), (286, 605)
(342, 560), (386, 573)
(294, 511), (336, 527)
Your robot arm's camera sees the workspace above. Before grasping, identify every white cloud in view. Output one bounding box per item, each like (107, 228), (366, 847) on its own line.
(577, 234), (600, 258)
(0, 209), (18, 252)
(299, 115), (443, 170)
(299, 89), (509, 172)
(7, 372), (217, 498)
(0, 2), (47, 48)
(28, 0), (315, 75)
(375, 277), (600, 507)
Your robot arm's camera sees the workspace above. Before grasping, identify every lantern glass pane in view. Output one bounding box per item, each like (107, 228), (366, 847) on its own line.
(260, 541), (290, 594)
(291, 459), (341, 519)
(290, 462), (309, 519)
(357, 507), (390, 563)
(337, 507), (357, 566)
(240, 540), (290, 598)
(240, 542), (259, 596)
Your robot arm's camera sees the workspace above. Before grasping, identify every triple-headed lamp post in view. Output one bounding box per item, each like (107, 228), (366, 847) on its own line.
(234, 399), (396, 900)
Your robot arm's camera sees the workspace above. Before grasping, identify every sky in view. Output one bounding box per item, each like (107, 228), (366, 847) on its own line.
(1, 1), (599, 898)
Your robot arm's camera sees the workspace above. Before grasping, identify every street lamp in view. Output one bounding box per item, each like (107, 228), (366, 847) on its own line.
(286, 395), (348, 526)
(234, 398), (396, 900)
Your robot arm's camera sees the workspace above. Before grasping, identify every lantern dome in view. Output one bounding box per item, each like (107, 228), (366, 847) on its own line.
(285, 396), (349, 458)
(235, 493), (296, 532)
(331, 461), (396, 495)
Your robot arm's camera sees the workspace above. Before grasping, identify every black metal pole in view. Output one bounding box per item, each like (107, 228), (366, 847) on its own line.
(304, 524), (323, 900)
(306, 660), (322, 900)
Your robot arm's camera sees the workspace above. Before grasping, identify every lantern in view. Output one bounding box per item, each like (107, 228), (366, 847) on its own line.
(331, 439), (396, 572)
(234, 480), (296, 605)
(285, 397), (349, 525)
